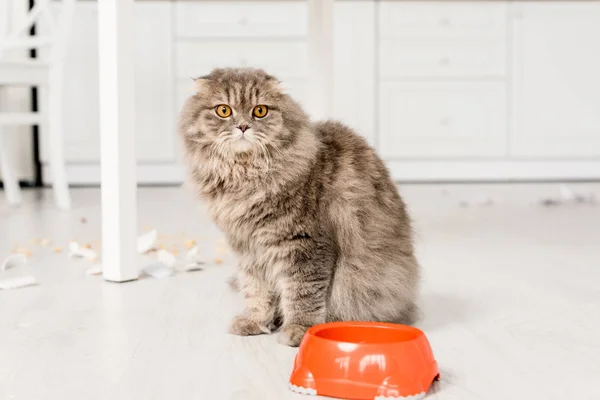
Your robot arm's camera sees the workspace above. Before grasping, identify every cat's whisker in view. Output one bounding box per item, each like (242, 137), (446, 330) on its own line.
(256, 141), (272, 171)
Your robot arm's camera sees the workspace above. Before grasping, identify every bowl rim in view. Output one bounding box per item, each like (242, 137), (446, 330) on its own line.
(305, 321), (425, 346)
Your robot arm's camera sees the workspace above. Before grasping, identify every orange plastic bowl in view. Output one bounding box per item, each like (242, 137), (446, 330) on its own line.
(289, 322), (439, 400)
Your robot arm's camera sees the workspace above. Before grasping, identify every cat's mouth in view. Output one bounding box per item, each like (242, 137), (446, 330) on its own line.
(230, 134), (255, 152)
(228, 127), (258, 153)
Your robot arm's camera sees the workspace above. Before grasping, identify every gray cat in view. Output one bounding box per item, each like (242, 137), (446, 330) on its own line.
(179, 68), (420, 346)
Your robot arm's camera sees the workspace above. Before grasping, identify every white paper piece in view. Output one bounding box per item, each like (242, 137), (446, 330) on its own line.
(155, 247), (207, 273)
(560, 185), (597, 204)
(559, 185), (576, 201)
(185, 246), (205, 265)
(1, 254), (27, 273)
(86, 265), (103, 276)
(459, 195), (494, 208)
(157, 249), (178, 268)
(540, 185), (598, 206)
(137, 229), (158, 254)
(141, 262), (174, 279)
(68, 242), (98, 261)
(184, 246), (206, 271)
(0, 276), (37, 290)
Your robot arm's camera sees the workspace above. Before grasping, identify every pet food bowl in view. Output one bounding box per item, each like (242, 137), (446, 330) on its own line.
(289, 322), (439, 400)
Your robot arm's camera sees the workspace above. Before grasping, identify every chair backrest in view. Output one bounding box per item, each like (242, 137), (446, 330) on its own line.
(0, 0), (76, 62)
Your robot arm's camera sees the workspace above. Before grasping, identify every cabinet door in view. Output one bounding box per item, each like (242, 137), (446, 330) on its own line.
(379, 82), (506, 158)
(42, 1), (176, 166)
(511, 2), (600, 157)
(333, 1), (376, 146)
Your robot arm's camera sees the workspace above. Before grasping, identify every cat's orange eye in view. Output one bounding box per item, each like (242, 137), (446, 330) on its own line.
(216, 104), (232, 118)
(252, 105), (268, 118)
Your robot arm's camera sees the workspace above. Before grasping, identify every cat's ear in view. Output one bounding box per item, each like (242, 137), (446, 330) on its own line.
(192, 77), (211, 95)
(275, 80), (290, 94)
(266, 79), (289, 95)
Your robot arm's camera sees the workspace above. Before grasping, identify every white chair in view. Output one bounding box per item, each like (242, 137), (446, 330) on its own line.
(0, 0), (75, 209)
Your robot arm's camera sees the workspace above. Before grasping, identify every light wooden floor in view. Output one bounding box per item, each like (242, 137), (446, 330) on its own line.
(1, 184), (599, 400)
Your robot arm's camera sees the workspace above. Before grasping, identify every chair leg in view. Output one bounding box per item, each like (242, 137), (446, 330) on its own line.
(0, 126), (23, 206)
(47, 67), (71, 210)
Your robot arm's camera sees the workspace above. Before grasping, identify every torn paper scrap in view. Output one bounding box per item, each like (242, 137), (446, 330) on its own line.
(185, 246), (204, 264)
(137, 229), (158, 254)
(539, 185), (598, 206)
(85, 265), (103, 276)
(1, 254), (27, 273)
(157, 249), (177, 268)
(68, 241), (98, 261)
(559, 185), (576, 201)
(459, 195), (494, 207)
(141, 262), (173, 279)
(0, 276), (37, 290)
(560, 185), (597, 204)
(156, 248), (206, 272)
(183, 246), (206, 271)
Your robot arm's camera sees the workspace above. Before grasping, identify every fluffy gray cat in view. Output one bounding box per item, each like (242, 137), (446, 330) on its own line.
(179, 68), (420, 346)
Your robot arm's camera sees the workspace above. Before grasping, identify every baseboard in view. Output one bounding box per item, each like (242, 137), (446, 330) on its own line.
(387, 160), (600, 181)
(0, 180), (38, 188)
(43, 163), (186, 186)
(42, 160), (600, 186)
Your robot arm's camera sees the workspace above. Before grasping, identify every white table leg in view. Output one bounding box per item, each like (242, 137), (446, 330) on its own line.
(98, 0), (138, 282)
(307, 0), (334, 120)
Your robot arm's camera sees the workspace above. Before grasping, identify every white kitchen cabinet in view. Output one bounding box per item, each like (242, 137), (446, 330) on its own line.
(174, 1), (307, 39)
(377, 1), (508, 159)
(48, 0), (600, 184)
(379, 39), (506, 79)
(510, 2), (600, 157)
(379, 1), (506, 79)
(379, 1), (507, 39)
(379, 81), (506, 158)
(333, 1), (376, 146)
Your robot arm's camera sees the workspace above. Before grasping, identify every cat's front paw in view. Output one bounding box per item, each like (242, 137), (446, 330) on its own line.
(278, 324), (308, 347)
(229, 315), (270, 336)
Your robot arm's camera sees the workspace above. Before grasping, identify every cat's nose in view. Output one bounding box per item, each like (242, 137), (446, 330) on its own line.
(237, 124), (249, 133)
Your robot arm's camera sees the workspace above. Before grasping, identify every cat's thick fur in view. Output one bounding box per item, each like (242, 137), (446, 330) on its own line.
(179, 68), (420, 346)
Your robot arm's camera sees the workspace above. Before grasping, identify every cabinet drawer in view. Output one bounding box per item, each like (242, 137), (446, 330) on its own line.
(379, 82), (507, 157)
(175, 1), (306, 38)
(380, 39), (505, 78)
(175, 40), (307, 80)
(379, 2), (506, 39)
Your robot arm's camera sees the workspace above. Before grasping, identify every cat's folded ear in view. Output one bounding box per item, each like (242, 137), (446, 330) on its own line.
(192, 77), (211, 95)
(265, 78), (289, 95)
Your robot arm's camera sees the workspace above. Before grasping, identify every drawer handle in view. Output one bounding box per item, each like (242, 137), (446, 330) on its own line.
(439, 56), (451, 66)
